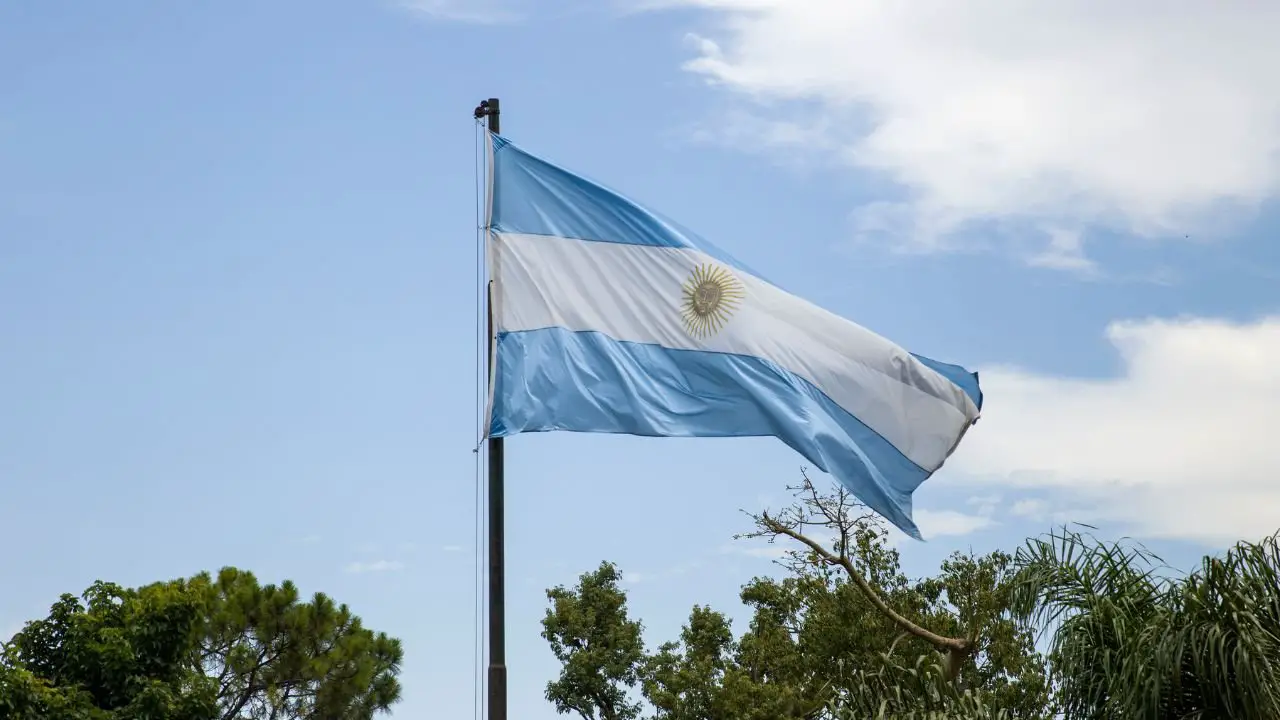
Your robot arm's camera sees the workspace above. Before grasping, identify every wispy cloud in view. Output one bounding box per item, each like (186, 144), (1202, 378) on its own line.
(344, 560), (405, 574)
(622, 559), (707, 585)
(1010, 499), (1048, 522)
(655, 1), (1280, 265)
(442, 544), (464, 553)
(721, 541), (788, 560)
(966, 494), (1002, 517)
(1027, 229), (1099, 276)
(398, 0), (521, 24)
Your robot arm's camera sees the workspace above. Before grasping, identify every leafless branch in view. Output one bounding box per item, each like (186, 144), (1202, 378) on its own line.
(736, 469), (974, 678)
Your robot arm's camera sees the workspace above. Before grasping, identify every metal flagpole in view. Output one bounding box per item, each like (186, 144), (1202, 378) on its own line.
(472, 97), (506, 720)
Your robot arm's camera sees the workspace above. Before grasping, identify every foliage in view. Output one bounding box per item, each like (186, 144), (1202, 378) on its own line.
(1011, 525), (1280, 720)
(910, 552), (1053, 715)
(738, 475), (1051, 717)
(194, 567), (403, 720)
(828, 652), (1015, 720)
(542, 561), (645, 720)
(0, 568), (403, 720)
(541, 474), (1052, 720)
(642, 605), (752, 720)
(0, 579), (218, 720)
(542, 484), (1280, 720)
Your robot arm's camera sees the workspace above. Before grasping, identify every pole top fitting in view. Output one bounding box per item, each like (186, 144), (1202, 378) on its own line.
(473, 98), (500, 120)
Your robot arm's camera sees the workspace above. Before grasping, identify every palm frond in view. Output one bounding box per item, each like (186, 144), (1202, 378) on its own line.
(1011, 526), (1280, 719)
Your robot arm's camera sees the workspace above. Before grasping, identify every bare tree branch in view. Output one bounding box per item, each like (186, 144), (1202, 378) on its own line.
(738, 470), (974, 678)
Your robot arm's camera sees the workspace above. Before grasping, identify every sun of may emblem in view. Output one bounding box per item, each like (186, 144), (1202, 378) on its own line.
(680, 263), (745, 339)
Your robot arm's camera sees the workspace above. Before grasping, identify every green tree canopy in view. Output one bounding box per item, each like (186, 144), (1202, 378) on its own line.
(542, 471), (1280, 719)
(541, 474), (1053, 720)
(195, 567), (403, 720)
(1, 578), (217, 720)
(1, 567), (403, 720)
(542, 561), (645, 720)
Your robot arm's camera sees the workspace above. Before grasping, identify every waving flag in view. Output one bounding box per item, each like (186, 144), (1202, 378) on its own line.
(483, 134), (982, 539)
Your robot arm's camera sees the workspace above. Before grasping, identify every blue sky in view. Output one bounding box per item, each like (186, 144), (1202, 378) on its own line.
(4, 1), (1280, 718)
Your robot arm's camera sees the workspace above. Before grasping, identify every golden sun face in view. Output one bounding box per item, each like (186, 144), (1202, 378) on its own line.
(680, 263), (745, 339)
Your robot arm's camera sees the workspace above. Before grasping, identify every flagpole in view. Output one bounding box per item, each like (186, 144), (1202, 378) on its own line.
(473, 97), (506, 720)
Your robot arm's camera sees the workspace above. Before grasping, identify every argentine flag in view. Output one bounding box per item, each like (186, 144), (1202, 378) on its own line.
(484, 134), (982, 540)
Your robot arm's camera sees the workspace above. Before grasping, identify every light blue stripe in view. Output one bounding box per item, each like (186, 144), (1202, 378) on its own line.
(911, 353), (983, 411)
(491, 134), (760, 277)
(490, 326), (931, 540)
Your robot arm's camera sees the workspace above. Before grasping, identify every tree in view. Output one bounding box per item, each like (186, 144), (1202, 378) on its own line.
(194, 567), (403, 720)
(910, 552), (1052, 715)
(746, 473), (978, 682)
(1011, 526), (1280, 719)
(541, 473), (1052, 720)
(642, 606), (736, 720)
(0, 579), (218, 720)
(738, 473), (1051, 718)
(542, 561), (645, 720)
(0, 568), (403, 720)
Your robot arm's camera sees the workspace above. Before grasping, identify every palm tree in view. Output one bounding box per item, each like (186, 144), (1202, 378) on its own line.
(1010, 525), (1280, 719)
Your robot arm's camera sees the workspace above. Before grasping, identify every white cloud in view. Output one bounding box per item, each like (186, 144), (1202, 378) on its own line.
(1009, 499), (1048, 521)
(622, 571), (647, 585)
(344, 560), (405, 574)
(442, 544), (464, 553)
(948, 316), (1280, 544)
(1026, 229), (1098, 275)
(914, 509), (994, 540)
(399, 0), (520, 23)
(658, 0), (1280, 255)
(965, 494), (1002, 517)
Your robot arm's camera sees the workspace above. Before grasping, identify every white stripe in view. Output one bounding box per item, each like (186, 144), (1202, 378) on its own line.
(490, 232), (979, 471)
